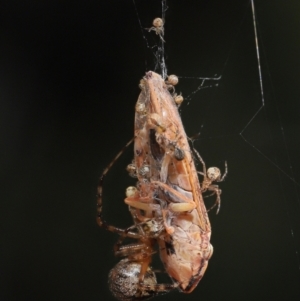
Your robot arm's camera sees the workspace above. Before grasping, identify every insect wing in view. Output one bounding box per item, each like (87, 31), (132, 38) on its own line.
(136, 71), (210, 232)
(133, 71), (213, 292)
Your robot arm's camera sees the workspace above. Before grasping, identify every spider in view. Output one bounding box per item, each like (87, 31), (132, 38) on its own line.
(194, 148), (228, 214)
(148, 17), (165, 42)
(173, 93), (184, 106)
(164, 74), (179, 94)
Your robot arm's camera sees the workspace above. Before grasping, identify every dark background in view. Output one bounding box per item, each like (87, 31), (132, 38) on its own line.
(1, 0), (300, 300)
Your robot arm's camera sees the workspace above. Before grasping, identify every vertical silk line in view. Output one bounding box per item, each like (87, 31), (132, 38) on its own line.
(251, 0), (300, 271)
(240, 1), (300, 185)
(251, 0), (264, 106)
(239, 0), (264, 136)
(160, 0), (167, 79)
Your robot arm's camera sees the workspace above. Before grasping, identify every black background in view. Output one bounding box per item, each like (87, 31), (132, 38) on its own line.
(1, 0), (300, 300)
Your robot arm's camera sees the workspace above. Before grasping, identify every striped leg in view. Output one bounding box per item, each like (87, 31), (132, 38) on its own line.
(96, 138), (141, 239)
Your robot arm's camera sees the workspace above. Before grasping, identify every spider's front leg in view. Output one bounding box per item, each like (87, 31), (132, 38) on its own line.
(96, 139), (141, 239)
(193, 147), (207, 176)
(219, 161), (228, 182)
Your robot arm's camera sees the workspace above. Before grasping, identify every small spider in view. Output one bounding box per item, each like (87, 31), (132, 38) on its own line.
(148, 17), (165, 42)
(194, 149), (228, 214)
(126, 162), (137, 178)
(173, 93), (184, 106)
(165, 74), (178, 93)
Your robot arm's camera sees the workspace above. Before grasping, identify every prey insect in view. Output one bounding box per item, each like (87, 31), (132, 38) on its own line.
(97, 72), (225, 299)
(129, 71), (214, 293)
(97, 71), (226, 301)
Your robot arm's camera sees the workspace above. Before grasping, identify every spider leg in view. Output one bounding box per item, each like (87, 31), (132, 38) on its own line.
(219, 161), (228, 182)
(203, 191), (216, 199)
(206, 185), (222, 214)
(158, 33), (165, 43)
(113, 222), (147, 257)
(138, 282), (178, 294)
(96, 138), (141, 239)
(193, 147), (207, 175)
(147, 26), (156, 33)
(148, 26), (165, 42)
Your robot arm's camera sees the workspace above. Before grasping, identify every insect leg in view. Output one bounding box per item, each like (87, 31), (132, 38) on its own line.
(152, 181), (196, 212)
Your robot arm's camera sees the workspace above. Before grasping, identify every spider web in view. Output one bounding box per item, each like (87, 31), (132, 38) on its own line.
(131, 0), (300, 299)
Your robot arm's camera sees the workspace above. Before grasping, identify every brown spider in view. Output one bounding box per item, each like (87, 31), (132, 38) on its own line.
(148, 17), (165, 42)
(194, 149), (228, 214)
